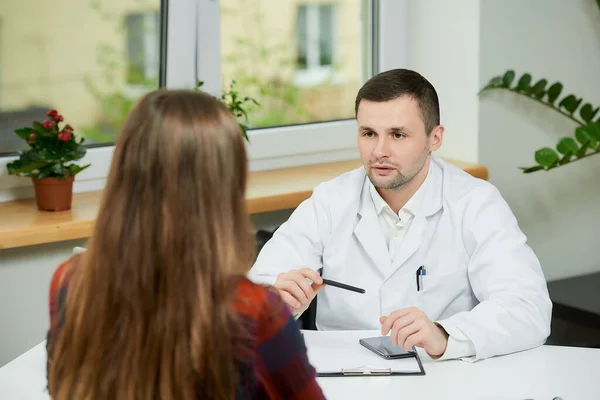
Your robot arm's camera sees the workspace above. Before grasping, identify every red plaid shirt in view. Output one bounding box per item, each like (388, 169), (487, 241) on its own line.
(47, 258), (325, 399)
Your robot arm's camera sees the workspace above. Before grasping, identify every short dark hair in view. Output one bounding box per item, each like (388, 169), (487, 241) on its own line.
(355, 69), (440, 134)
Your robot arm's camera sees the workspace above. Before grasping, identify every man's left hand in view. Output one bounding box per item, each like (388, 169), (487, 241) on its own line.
(380, 307), (449, 358)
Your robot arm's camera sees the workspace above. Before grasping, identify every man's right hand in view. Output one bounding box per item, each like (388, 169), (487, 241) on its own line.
(274, 268), (325, 314)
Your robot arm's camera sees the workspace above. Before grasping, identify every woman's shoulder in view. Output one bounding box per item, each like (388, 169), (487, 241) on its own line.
(49, 255), (82, 323)
(233, 277), (286, 322)
(50, 255), (82, 293)
(50, 258), (74, 292)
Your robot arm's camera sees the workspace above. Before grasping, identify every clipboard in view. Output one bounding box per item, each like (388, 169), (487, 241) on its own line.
(302, 330), (426, 377)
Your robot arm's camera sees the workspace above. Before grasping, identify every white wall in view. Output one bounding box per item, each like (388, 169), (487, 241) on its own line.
(0, 239), (86, 366)
(407, 0), (480, 163)
(479, 0), (600, 281)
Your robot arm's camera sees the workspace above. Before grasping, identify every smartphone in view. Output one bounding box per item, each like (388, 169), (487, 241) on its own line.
(359, 336), (416, 360)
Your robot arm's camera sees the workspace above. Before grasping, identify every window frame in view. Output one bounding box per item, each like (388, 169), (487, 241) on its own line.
(0, 0), (408, 202)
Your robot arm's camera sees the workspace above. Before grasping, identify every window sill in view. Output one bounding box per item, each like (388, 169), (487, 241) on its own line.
(0, 158), (487, 250)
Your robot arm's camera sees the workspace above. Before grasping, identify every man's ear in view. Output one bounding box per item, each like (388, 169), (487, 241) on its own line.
(429, 125), (444, 152)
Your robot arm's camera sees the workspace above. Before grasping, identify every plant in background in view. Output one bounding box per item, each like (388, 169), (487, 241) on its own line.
(6, 110), (90, 179)
(479, 0), (600, 174)
(480, 71), (600, 173)
(197, 80), (259, 142)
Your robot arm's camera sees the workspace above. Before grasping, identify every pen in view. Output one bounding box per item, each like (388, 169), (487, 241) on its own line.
(321, 278), (366, 294)
(416, 266), (426, 291)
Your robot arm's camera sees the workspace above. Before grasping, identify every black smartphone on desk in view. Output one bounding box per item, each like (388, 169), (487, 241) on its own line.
(359, 336), (417, 360)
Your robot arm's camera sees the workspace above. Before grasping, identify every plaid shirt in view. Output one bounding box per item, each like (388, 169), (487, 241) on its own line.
(47, 258), (325, 399)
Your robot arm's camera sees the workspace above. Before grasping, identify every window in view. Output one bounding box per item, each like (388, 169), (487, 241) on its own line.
(295, 4), (336, 87)
(220, 0), (368, 130)
(1, 0), (408, 201)
(0, 1), (163, 155)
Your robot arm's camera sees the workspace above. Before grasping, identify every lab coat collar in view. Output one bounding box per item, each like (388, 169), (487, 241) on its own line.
(368, 161), (432, 219)
(354, 177), (393, 275)
(354, 157), (444, 276)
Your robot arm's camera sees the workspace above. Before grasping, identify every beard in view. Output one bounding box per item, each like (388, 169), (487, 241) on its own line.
(366, 166), (413, 190)
(366, 151), (429, 191)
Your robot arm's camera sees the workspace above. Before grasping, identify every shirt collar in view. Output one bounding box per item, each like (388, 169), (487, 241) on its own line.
(368, 162), (432, 218)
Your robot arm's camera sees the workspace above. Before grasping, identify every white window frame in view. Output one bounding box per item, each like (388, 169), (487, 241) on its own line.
(0, 0), (408, 202)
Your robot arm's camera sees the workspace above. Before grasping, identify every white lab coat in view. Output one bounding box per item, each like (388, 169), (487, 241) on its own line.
(248, 156), (552, 361)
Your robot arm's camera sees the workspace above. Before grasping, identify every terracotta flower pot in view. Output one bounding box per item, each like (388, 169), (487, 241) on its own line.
(31, 176), (75, 211)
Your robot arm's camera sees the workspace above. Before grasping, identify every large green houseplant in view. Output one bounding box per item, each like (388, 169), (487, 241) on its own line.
(480, 1), (600, 173)
(6, 110), (90, 211)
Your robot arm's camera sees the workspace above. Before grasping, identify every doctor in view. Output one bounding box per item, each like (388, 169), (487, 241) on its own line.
(248, 69), (552, 361)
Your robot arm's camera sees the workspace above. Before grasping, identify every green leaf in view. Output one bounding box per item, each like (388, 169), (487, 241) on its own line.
(6, 158), (47, 175)
(39, 148), (61, 162)
(531, 79), (547, 99)
(558, 151), (573, 165)
(502, 70), (515, 87)
(535, 147), (560, 167)
(575, 127), (598, 148)
(516, 73), (532, 92)
(582, 121), (600, 141)
(579, 103), (599, 123)
(556, 137), (579, 155)
(576, 141), (590, 158)
(67, 164), (91, 176)
(33, 122), (45, 132)
(51, 163), (65, 176)
(520, 165), (545, 173)
(479, 80), (498, 94)
(239, 124), (249, 142)
(546, 82), (563, 104)
(558, 94), (582, 114)
(20, 151), (46, 163)
(15, 128), (35, 141)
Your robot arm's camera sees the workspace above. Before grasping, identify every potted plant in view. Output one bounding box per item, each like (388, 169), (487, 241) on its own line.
(6, 109), (90, 211)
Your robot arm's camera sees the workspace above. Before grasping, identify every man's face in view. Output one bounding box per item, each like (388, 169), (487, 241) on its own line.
(356, 96), (442, 191)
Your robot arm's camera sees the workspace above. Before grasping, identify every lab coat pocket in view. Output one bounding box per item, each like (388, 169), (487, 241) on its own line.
(416, 271), (472, 321)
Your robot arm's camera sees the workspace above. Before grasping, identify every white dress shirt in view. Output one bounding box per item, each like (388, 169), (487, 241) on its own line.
(368, 165), (476, 361)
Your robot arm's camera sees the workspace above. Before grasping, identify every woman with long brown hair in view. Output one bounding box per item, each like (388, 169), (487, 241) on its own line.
(46, 89), (324, 399)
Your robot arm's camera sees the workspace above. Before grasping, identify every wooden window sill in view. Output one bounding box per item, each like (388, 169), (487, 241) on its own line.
(0, 159), (487, 250)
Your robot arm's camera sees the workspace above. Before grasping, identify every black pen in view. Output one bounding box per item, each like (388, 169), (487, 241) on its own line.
(321, 278), (366, 294)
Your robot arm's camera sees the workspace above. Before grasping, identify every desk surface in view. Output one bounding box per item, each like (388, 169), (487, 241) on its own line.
(1, 332), (599, 400)
(0, 158), (488, 250)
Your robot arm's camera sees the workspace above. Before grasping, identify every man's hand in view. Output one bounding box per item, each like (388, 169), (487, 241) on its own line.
(274, 268), (324, 314)
(380, 307), (449, 358)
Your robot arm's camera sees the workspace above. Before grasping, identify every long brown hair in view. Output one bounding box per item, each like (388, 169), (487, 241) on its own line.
(48, 89), (255, 399)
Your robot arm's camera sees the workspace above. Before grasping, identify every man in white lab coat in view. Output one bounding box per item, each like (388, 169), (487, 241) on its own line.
(248, 69), (552, 361)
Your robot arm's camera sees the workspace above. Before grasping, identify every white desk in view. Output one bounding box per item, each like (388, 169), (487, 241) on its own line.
(1, 334), (599, 400)
(313, 331), (600, 400)
(0, 342), (49, 400)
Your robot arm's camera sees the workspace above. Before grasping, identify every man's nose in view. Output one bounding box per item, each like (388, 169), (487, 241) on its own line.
(373, 136), (391, 158)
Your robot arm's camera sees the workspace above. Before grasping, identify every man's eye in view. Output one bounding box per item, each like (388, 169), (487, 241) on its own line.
(394, 133), (405, 139)
(363, 131), (375, 137)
